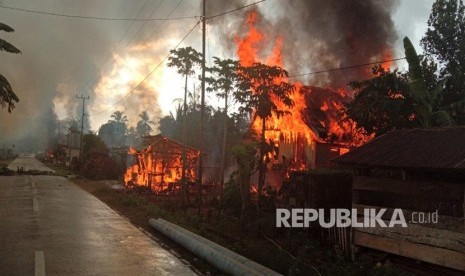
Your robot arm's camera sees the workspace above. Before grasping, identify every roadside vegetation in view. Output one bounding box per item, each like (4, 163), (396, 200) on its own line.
(69, 176), (407, 276)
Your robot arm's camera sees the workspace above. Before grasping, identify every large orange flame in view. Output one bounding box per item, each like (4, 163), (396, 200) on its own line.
(235, 10), (372, 172)
(124, 137), (199, 192)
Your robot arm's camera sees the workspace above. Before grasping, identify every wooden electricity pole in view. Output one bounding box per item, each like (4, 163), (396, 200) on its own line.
(198, 0), (206, 214)
(76, 94), (89, 157)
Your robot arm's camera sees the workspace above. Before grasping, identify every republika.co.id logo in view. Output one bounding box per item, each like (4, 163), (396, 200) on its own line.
(276, 208), (438, 228)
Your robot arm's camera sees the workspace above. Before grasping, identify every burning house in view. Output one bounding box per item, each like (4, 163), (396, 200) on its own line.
(124, 134), (199, 193)
(235, 10), (373, 190)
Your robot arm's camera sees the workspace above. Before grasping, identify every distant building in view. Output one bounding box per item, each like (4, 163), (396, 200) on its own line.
(56, 132), (80, 166)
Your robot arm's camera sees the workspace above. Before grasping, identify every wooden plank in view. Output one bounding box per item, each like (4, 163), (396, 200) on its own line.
(354, 231), (465, 271)
(353, 190), (463, 217)
(355, 223), (465, 253)
(353, 203), (465, 233)
(353, 177), (464, 201)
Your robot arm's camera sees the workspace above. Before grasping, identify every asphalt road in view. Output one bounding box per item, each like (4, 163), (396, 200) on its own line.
(0, 156), (197, 276)
(7, 154), (55, 172)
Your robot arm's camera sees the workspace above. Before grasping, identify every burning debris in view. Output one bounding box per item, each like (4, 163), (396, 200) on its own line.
(124, 134), (199, 193)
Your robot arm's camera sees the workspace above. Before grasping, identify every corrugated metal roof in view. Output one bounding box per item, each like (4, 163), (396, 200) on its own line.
(334, 127), (465, 169)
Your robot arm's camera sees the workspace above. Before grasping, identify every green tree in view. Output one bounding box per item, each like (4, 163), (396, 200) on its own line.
(99, 121), (126, 148)
(0, 22), (21, 112)
(110, 110), (128, 124)
(159, 104), (182, 139)
(421, 0), (465, 123)
(136, 111), (155, 137)
(101, 111), (129, 147)
(206, 57), (239, 211)
(83, 132), (108, 155)
(347, 37), (453, 135)
(404, 36), (453, 127)
(347, 66), (413, 135)
(230, 142), (257, 228)
(167, 46), (201, 204)
(234, 63), (294, 206)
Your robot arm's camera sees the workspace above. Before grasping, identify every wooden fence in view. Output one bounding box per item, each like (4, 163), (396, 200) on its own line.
(352, 176), (465, 271)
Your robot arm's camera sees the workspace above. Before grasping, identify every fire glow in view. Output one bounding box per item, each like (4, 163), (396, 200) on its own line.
(235, 10), (372, 173)
(124, 135), (199, 192)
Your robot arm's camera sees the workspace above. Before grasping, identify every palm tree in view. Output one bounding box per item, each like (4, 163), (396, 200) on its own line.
(159, 104), (183, 139)
(107, 111), (128, 147)
(109, 111), (128, 123)
(136, 111), (155, 137)
(0, 22), (21, 113)
(234, 62), (295, 207)
(167, 46), (201, 204)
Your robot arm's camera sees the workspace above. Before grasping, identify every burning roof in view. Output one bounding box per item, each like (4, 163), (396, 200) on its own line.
(302, 86), (372, 147)
(124, 134), (199, 192)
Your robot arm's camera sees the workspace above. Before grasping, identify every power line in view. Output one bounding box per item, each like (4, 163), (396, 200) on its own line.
(207, 0), (267, 20)
(78, 0), (157, 94)
(96, 0), (187, 112)
(116, 0), (168, 52)
(0, 4), (198, 21)
(81, 0), (186, 95)
(288, 57), (408, 78)
(89, 20), (201, 116)
(134, 0), (186, 49)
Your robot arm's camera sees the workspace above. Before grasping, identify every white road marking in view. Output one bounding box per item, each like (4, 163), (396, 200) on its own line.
(35, 251), (45, 276)
(33, 197), (39, 212)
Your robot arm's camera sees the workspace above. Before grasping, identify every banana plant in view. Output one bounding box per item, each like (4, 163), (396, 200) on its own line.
(403, 36), (453, 127)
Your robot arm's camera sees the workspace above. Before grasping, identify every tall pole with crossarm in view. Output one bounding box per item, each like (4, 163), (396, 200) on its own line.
(76, 94), (89, 157)
(198, 0), (206, 214)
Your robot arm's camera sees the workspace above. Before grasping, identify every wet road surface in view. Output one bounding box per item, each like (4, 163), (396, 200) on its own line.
(0, 156), (197, 275)
(7, 154), (55, 172)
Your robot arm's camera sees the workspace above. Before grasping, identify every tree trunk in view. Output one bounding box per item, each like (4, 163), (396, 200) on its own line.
(257, 117), (266, 211)
(219, 90), (228, 219)
(240, 172), (250, 231)
(181, 74), (188, 207)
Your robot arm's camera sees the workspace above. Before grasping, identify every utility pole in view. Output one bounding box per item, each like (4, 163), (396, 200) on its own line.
(76, 94), (89, 157)
(198, 0), (206, 214)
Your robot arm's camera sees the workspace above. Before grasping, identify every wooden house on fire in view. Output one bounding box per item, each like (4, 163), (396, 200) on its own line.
(255, 86), (360, 190)
(124, 134), (200, 194)
(335, 127), (465, 272)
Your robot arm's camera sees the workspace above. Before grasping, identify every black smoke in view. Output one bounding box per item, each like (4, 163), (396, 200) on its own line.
(207, 0), (399, 87)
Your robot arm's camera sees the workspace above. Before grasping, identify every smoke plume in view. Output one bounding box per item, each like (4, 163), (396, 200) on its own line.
(0, 0), (198, 151)
(207, 0), (399, 87)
